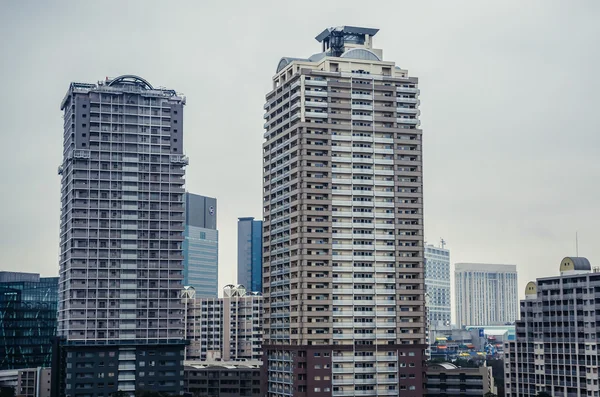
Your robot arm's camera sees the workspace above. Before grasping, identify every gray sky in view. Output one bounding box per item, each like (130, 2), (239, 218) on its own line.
(1, 1), (599, 305)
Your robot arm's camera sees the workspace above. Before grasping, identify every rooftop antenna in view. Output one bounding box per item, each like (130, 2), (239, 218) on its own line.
(440, 238), (446, 249)
(576, 231), (579, 257)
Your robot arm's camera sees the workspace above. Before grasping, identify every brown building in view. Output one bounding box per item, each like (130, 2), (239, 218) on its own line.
(262, 26), (426, 397)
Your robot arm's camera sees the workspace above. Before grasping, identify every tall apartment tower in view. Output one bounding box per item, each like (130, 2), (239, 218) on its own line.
(184, 193), (218, 297)
(262, 26), (426, 397)
(238, 217), (264, 292)
(424, 244), (451, 328)
(182, 285), (263, 362)
(505, 257), (599, 397)
(55, 75), (187, 396)
(455, 263), (519, 327)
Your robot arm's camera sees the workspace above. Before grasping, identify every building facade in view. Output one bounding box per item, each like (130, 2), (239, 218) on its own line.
(424, 244), (451, 329)
(55, 75), (188, 396)
(182, 285), (263, 362)
(238, 217), (264, 293)
(184, 193), (218, 297)
(262, 26), (426, 397)
(455, 263), (518, 327)
(505, 257), (600, 397)
(426, 362), (495, 396)
(184, 362), (261, 397)
(0, 272), (58, 370)
(17, 367), (52, 397)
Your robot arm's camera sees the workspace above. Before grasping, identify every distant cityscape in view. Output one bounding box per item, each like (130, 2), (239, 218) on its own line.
(0, 24), (592, 397)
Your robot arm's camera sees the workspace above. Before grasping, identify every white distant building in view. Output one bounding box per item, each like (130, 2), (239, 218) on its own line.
(424, 244), (451, 329)
(455, 263), (518, 327)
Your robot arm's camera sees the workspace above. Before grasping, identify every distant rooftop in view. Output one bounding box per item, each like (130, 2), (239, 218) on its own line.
(314, 26), (379, 42)
(0, 272), (40, 283)
(185, 360), (262, 369)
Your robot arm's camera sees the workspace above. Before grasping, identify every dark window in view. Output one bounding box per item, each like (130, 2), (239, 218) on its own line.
(82, 123), (87, 128)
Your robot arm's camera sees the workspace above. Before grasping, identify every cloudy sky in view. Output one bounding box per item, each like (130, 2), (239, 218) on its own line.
(1, 1), (598, 308)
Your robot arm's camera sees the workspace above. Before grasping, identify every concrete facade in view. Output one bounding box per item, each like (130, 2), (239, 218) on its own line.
(505, 257), (600, 397)
(262, 26), (426, 397)
(426, 362), (495, 396)
(17, 367), (52, 397)
(238, 217), (264, 293)
(455, 263), (518, 327)
(184, 193), (218, 297)
(182, 285), (263, 362)
(55, 75), (187, 396)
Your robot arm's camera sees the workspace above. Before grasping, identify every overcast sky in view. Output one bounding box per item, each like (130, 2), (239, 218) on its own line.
(1, 1), (599, 308)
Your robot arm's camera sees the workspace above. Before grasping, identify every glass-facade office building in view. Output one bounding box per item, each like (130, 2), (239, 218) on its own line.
(0, 272), (58, 370)
(183, 193), (218, 298)
(237, 217), (263, 293)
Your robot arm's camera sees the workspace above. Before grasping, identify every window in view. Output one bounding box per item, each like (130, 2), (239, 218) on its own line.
(314, 388), (321, 392)
(82, 123), (87, 128)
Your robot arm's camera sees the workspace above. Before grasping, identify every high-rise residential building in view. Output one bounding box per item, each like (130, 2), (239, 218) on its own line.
(505, 257), (600, 397)
(455, 263), (518, 327)
(0, 272), (58, 370)
(184, 193), (218, 297)
(424, 244), (451, 329)
(238, 217), (264, 292)
(55, 75), (188, 396)
(262, 26), (426, 397)
(182, 285), (263, 362)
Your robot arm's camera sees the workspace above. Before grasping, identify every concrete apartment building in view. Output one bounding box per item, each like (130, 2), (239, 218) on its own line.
(17, 368), (52, 397)
(184, 192), (218, 297)
(262, 26), (426, 396)
(182, 285), (263, 362)
(54, 75), (188, 396)
(424, 244), (451, 329)
(426, 362), (496, 396)
(455, 263), (518, 327)
(238, 217), (264, 293)
(505, 257), (600, 397)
